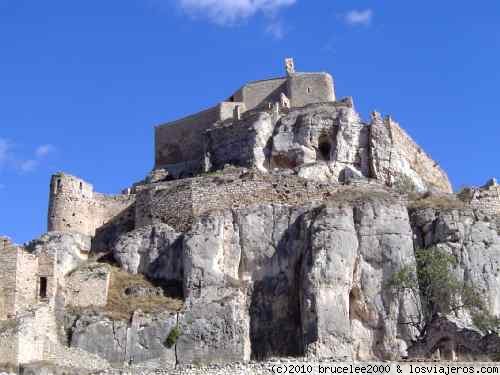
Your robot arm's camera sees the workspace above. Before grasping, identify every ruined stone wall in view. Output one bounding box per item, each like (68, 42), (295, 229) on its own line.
(48, 173), (135, 237)
(135, 171), (343, 232)
(65, 264), (110, 308)
(0, 240), (38, 319)
(287, 73), (336, 108)
(463, 182), (500, 217)
(135, 179), (193, 229)
(15, 249), (38, 314)
(0, 240), (18, 320)
(387, 118), (452, 192)
(37, 252), (56, 303)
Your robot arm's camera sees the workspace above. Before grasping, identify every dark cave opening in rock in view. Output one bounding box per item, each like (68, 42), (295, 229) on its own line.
(318, 136), (332, 161)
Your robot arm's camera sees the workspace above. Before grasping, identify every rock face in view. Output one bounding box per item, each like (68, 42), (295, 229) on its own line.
(203, 102), (452, 193)
(411, 208), (500, 319)
(409, 207), (500, 361)
(113, 224), (183, 294)
(68, 311), (177, 367)
(26, 231), (91, 276)
(105, 197), (421, 363)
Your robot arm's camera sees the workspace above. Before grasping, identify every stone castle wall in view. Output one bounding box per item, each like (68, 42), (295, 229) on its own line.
(287, 73), (335, 108)
(135, 170), (367, 232)
(231, 77), (287, 111)
(48, 173), (135, 237)
(461, 180), (500, 217)
(387, 118), (452, 192)
(155, 69), (337, 177)
(15, 249), (38, 314)
(0, 243), (18, 320)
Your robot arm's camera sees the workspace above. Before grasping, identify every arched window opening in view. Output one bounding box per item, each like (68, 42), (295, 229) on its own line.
(55, 179), (62, 194)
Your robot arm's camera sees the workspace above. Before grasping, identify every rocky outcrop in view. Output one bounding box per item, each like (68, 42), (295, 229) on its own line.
(65, 195), (500, 366)
(408, 315), (500, 361)
(410, 208), (500, 318)
(165, 198), (420, 362)
(68, 311), (177, 367)
(113, 224), (183, 293)
(26, 231), (91, 276)
(203, 102), (452, 193)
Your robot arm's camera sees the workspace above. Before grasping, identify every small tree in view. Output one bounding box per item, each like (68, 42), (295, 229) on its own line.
(389, 247), (499, 337)
(164, 326), (181, 348)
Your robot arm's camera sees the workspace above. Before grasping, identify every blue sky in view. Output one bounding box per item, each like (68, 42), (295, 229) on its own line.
(1, 0), (499, 243)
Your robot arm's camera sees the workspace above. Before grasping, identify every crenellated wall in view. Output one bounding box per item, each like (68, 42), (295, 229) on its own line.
(47, 173), (135, 237)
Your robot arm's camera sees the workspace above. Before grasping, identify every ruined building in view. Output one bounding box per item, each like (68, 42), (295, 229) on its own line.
(1, 59), (499, 371)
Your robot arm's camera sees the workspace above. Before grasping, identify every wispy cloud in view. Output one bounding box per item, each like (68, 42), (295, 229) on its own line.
(35, 144), (55, 158)
(178, 0), (296, 25)
(0, 138), (56, 177)
(343, 9), (373, 27)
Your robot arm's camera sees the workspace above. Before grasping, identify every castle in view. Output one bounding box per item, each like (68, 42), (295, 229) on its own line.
(47, 59), (457, 240)
(1, 59), (499, 371)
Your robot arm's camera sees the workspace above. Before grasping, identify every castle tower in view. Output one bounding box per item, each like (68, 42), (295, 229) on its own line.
(47, 173), (94, 236)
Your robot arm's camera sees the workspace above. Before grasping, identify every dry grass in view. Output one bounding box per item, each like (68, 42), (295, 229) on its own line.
(327, 186), (397, 205)
(409, 194), (466, 210)
(68, 264), (184, 320)
(103, 267), (184, 320)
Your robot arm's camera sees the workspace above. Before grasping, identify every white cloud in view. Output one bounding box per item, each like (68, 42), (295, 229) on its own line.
(344, 9), (373, 27)
(36, 144), (55, 158)
(0, 138), (55, 174)
(178, 0), (296, 25)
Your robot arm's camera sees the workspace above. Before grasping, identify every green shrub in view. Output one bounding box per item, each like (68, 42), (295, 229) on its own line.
(165, 326), (181, 348)
(389, 247), (497, 336)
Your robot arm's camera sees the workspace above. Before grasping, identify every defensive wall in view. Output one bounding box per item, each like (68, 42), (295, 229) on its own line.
(134, 170), (390, 232)
(48, 173), (135, 237)
(154, 102), (246, 176)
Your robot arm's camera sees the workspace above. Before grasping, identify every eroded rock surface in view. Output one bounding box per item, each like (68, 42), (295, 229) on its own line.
(63, 199), (500, 366)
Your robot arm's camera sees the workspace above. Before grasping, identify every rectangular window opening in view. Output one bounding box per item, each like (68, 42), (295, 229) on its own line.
(39, 277), (47, 299)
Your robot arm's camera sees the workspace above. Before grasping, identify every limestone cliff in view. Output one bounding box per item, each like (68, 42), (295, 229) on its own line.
(64, 189), (500, 366)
